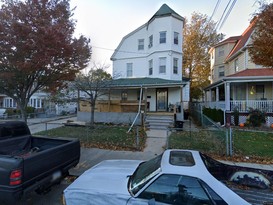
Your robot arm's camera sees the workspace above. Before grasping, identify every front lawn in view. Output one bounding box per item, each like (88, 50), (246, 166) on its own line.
(35, 125), (146, 151)
(168, 129), (273, 162)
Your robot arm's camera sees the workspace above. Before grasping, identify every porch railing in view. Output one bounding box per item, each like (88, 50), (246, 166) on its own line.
(204, 100), (273, 113)
(231, 100), (273, 113)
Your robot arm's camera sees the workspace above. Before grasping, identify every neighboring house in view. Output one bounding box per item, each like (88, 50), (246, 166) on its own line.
(204, 18), (273, 126)
(78, 4), (190, 124)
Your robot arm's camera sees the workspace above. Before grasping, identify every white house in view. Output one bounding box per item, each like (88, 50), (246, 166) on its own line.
(77, 4), (190, 125)
(204, 18), (273, 126)
(111, 4), (189, 115)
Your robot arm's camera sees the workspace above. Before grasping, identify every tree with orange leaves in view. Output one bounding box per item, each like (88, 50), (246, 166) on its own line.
(0, 0), (91, 122)
(249, 2), (273, 67)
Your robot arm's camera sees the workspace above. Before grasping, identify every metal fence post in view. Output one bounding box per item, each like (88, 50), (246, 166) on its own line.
(226, 128), (229, 156)
(229, 127), (233, 156)
(136, 126), (139, 150)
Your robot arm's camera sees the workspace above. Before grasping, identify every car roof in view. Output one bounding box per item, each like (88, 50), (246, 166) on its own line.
(160, 149), (209, 177)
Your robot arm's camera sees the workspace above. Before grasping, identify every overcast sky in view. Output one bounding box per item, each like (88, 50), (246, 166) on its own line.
(69, 0), (272, 73)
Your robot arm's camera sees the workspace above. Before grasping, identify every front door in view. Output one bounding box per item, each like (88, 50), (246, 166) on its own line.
(156, 89), (168, 111)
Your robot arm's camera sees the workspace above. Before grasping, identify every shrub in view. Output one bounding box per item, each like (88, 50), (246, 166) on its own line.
(203, 107), (224, 125)
(245, 108), (266, 127)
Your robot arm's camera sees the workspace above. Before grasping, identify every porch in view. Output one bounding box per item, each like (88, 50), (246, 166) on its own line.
(204, 100), (273, 113)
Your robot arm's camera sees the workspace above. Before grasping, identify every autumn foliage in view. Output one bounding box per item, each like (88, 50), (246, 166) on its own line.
(0, 0), (91, 121)
(249, 3), (273, 67)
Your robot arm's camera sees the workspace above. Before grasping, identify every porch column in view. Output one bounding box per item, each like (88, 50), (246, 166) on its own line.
(108, 89), (111, 112)
(144, 87), (147, 114)
(225, 82), (231, 111)
(216, 87), (219, 102)
(209, 89), (212, 101)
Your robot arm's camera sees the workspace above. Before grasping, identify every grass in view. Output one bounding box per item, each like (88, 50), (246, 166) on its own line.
(233, 130), (273, 158)
(168, 129), (273, 162)
(35, 125), (146, 151)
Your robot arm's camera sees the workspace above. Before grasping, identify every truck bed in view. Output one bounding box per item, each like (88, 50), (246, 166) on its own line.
(0, 121), (80, 204)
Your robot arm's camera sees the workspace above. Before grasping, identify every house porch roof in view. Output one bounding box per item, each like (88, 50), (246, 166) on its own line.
(109, 77), (189, 89)
(204, 68), (273, 90)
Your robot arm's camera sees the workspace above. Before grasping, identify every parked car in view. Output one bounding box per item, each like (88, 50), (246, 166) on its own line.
(63, 149), (265, 205)
(0, 121), (80, 204)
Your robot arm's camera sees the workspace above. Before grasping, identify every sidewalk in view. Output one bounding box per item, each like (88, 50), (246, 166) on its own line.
(26, 116), (273, 174)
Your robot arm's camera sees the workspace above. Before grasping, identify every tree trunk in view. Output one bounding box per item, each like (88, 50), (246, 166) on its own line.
(90, 101), (95, 127)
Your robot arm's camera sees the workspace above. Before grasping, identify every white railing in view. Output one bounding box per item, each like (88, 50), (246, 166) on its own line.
(203, 101), (226, 111)
(203, 100), (273, 113)
(231, 100), (273, 112)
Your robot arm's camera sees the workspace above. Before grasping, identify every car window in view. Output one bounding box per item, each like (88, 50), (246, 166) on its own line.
(200, 181), (228, 205)
(139, 174), (214, 205)
(129, 154), (162, 195)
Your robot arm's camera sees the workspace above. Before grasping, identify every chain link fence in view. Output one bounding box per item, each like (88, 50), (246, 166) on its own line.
(189, 103), (231, 156)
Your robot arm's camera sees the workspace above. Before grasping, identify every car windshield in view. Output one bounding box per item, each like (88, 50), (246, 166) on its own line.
(129, 154), (162, 196)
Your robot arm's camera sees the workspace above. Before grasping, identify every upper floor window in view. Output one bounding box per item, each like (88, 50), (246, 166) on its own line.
(234, 59), (239, 72)
(127, 63), (133, 77)
(148, 35), (153, 48)
(159, 57), (166, 74)
(218, 46), (224, 57)
(174, 32), (179, 45)
(138, 39), (144, 50)
(149, 59), (153, 75)
(218, 66), (225, 77)
(173, 58), (178, 74)
(159, 31), (166, 44)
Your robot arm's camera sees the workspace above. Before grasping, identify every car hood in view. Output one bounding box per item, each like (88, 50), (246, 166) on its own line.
(64, 160), (142, 205)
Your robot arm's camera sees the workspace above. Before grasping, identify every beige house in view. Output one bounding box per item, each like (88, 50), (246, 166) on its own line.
(204, 19), (273, 125)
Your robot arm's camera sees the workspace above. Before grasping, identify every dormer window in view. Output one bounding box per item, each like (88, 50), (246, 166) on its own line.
(159, 31), (166, 44)
(138, 39), (144, 50)
(174, 32), (179, 45)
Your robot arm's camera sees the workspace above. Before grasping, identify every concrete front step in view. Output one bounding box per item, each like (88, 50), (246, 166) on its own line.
(145, 114), (174, 131)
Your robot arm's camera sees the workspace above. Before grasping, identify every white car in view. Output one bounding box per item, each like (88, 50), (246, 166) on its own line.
(63, 149), (252, 205)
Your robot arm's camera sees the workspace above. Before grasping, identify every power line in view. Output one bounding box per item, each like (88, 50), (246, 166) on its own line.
(218, 0), (237, 30)
(215, 0), (232, 31)
(209, 0), (221, 22)
(92, 45), (149, 55)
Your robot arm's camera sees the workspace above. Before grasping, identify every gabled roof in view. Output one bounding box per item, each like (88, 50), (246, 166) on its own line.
(225, 19), (256, 62)
(148, 4), (184, 23)
(111, 4), (184, 60)
(109, 77), (189, 89)
(227, 68), (273, 77)
(214, 36), (241, 48)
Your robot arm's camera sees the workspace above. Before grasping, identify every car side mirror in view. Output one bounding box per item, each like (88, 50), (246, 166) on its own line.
(148, 198), (156, 205)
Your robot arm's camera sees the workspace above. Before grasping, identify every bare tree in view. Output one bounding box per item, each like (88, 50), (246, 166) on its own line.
(74, 64), (112, 126)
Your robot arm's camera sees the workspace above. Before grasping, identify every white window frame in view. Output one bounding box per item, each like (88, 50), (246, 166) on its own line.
(138, 39), (144, 50)
(174, 32), (179, 45)
(218, 66), (225, 77)
(173, 58), (178, 74)
(127, 63), (133, 77)
(148, 35), (153, 48)
(149, 59), (153, 75)
(159, 31), (166, 44)
(159, 57), (166, 74)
